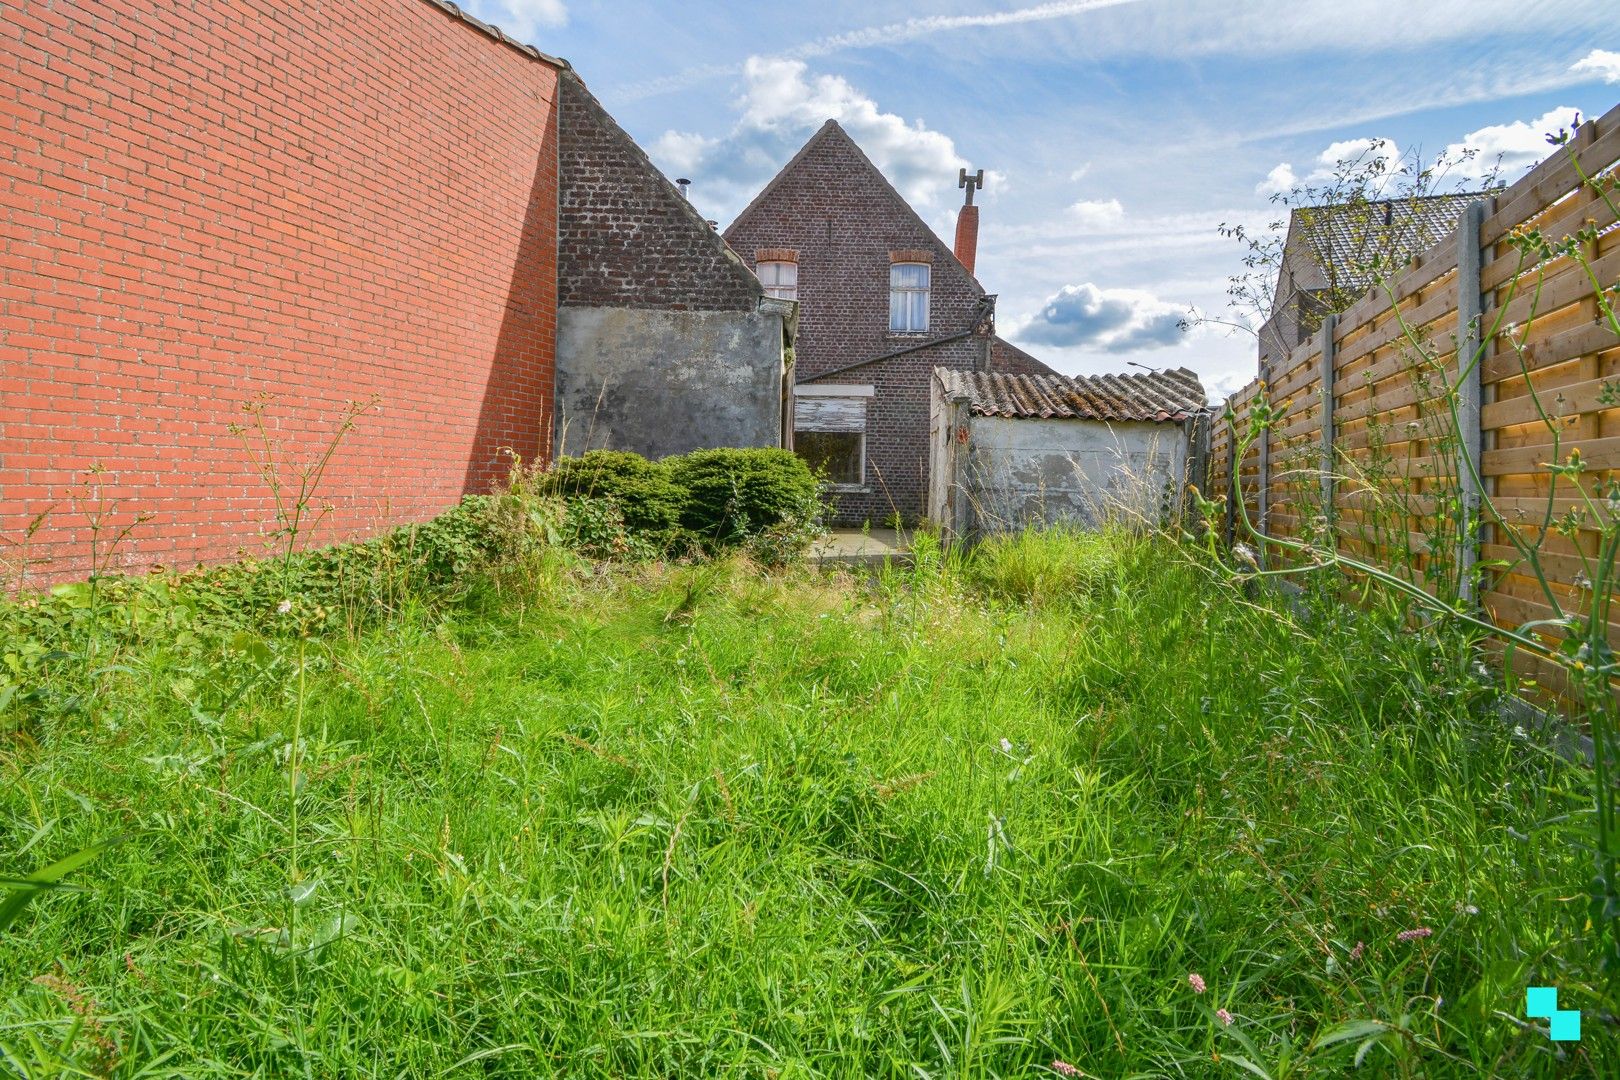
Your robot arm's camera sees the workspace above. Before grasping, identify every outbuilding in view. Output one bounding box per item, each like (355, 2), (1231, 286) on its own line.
(927, 367), (1209, 538)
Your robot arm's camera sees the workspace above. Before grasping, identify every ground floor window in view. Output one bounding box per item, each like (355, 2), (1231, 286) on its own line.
(795, 430), (864, 487)
(793, 384), (874, 490)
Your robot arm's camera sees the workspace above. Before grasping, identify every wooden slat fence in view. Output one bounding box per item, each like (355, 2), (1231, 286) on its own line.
(1209, 101), (1620, 704)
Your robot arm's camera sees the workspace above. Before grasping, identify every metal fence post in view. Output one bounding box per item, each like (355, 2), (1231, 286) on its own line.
(1456, 201), (1487, 607)
(1318, 315), (1337, 539)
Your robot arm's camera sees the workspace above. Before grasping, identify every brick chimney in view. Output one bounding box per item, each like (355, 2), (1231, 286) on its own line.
(955, 167), (984, 276)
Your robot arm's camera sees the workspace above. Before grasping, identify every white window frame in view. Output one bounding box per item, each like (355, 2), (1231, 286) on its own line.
(889, 262), (930, 333)
(793, 384), (874, 491)
(757, 260), (798, 302)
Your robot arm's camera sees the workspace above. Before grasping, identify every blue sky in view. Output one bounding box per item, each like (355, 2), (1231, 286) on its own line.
(464, 0), (1619, 397)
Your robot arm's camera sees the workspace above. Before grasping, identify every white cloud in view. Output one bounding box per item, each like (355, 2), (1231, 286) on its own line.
(650, 57), (971, 226)
(1255, 136), (1418, 196)
(619, 2), (1612, 104)
(1572, 49), (1620, 84)
(649, 130), (718, 175)
(1068, 163), (1093, 182)
(781, 0), (1147, 62)
(1258, 102), (1592, 194)
(469, 0), (567, 40)
(1014, 283), (1188, 353)
(619, 0), (1146, 101)
(1068, 197), (1125, 230)
(1443, 106), (1586, 181)
(1256, 163), (1296, 196)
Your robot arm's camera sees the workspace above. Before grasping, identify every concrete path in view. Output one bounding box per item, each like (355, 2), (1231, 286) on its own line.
(808, 528), (911, 568)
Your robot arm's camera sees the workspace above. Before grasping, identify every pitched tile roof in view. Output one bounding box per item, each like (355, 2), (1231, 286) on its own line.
(937, 367), (1207, 423)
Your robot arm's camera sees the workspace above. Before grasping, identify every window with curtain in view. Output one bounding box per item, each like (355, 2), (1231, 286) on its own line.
(889, 262), (929, 332)
(758, 260), (797, 301)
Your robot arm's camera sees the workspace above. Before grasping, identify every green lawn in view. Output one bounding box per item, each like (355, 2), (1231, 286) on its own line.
(1, 532), (1612, 1076)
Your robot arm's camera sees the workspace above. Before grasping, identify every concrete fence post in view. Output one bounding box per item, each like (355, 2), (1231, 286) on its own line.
(1184, 409), (1213, 528)
(1257, 365), (1270, 542)
(1456, 201), (1487, 607)
(1318, 314), (1338, 539)
(1222, 408), (1238, 546)
(947, 392), (974, 542)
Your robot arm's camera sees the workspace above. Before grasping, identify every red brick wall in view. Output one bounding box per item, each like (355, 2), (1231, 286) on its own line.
(724, 122), (989, 525)
(1, 0), (560, 585)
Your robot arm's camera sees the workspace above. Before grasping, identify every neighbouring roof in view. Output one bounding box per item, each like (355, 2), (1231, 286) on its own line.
(989, 336), (1061, 378)
(1283, 192), (1482, 297)
(937, 367), (1207, 423)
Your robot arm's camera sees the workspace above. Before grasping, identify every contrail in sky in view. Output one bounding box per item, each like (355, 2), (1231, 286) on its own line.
(616, 0), (1149, 101)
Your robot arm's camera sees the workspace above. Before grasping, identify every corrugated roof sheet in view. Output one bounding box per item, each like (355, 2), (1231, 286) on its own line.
(937, 367), (1207, 423)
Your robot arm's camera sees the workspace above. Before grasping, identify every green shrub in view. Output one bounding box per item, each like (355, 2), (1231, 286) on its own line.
(666, 448), (820, 550)
(532, 450), (685, 547)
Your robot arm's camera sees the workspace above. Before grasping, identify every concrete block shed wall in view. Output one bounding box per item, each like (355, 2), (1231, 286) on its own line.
(959, 418), (1191, 534)
(555, 308), (784, 459)
(1, 0), (561, 584)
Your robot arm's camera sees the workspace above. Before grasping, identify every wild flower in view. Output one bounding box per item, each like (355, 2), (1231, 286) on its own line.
(1349, 940), (1365, 961)
(277, 598), (293, 614)
(1396, 926), (1432, 942)
(1188, 972), (1207, 994)
(1000, 737), (1014, 753)
(1050, 1061), (1082, 1077)
(1216, 1008), (1234, 1026)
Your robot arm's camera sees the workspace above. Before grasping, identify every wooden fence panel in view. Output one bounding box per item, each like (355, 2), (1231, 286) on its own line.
(1204, 100), (1620, 708)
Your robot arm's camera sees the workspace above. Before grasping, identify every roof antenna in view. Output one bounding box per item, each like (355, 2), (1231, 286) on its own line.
(676, 178), (691, 200)
(958, 167), (985, 206)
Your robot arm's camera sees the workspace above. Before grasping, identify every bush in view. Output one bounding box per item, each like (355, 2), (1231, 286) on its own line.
(528, 447), (824, 560)
(666, 448), (820, 550)
(532, 450), (686, 548)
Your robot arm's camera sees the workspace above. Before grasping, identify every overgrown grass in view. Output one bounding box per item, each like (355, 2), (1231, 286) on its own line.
(1, 531), (1612, 1076)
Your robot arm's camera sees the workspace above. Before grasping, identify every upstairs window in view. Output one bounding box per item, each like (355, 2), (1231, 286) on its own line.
(758, 260), (798, 301)
(889, 262), (930, 332)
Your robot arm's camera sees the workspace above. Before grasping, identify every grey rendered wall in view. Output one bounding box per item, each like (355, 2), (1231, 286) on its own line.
(556, 307), (784, 459)
(962, 417), (1190, 534)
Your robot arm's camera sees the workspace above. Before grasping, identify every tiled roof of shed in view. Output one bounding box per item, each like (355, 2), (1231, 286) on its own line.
(937, 367), (1207, 423)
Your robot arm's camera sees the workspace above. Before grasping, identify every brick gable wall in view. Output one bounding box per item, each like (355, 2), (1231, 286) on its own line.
(724, 123), (989, 524)
(1, 0), (560, 584)
(990, 336), (1061, 378)
(558, 74), (760, 312)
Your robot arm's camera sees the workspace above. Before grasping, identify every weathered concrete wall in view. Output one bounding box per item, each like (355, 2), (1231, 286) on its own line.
(556, 308), (784, 459)
(960, 418), (1190, 533)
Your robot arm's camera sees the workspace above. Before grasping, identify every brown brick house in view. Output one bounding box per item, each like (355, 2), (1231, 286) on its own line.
(724, 120), (1055, 526)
